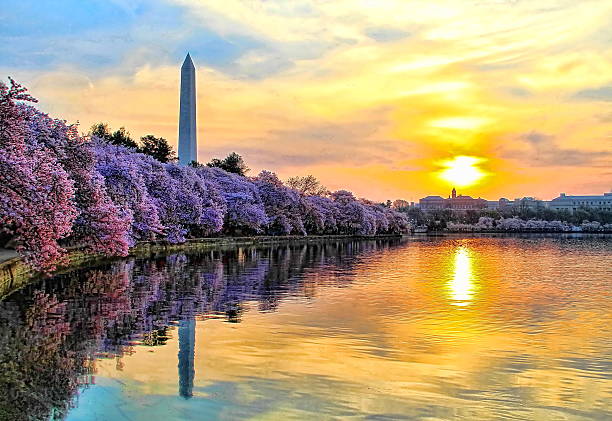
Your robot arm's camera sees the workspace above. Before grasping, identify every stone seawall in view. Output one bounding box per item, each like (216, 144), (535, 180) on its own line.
(0, 234), (401, 300)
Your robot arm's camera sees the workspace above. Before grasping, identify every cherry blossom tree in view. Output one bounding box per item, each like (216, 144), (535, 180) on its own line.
(195, 167), (268, 234)
(253, 171), (305, 235)
(25, 108), (130, 256)
(158, 162), (225, 241)
(0, 79), (77, 271)
(286, 175), (330, 196)
(1, 79), (410, 270)
(331, 190), (374, 235)
(93, 142), (164, 244)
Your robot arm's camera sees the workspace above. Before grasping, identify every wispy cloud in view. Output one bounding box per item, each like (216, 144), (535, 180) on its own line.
(364, 27), (411, 43)
(572, 85), (612, 102)
(2, 0), (612, 200)
(508, 131), (612, 167)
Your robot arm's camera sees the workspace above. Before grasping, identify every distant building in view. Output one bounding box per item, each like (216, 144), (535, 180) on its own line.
(419, 189), (486, 212)
(448, 188), (487, 210)
(549, 192), (612, 213)
(417, 190), (612, 214)
(486, 198), (511, 210)
(419, 195), (447, 211)
(513, 197), (547, 211)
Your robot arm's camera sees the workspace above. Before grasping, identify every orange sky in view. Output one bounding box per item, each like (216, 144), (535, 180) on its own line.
(2, 0), (611, 201)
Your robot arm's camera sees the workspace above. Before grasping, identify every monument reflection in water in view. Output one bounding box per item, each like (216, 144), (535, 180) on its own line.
(0, 236), (610, 421)
(178, 318), (196, 399)
(0, 240), (396, 420)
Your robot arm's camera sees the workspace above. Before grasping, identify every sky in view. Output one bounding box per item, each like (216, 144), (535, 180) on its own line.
(2, 0), (612, 202)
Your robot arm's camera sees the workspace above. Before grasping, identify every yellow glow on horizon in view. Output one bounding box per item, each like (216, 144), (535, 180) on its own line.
(16, 0), (612, 201)
(438, 155), (487, 188)
(448, 246), (476, 306)
(399, 81), (470, 97)
(429, 117), (490, 130)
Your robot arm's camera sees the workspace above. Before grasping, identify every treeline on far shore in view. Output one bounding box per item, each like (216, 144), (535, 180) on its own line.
(398, 205), (612, 232)
(446, 217), (612, 233)
(0, 78), (410, 272)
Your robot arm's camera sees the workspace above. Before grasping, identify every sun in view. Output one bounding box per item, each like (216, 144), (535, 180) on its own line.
(437, 155), (487, 188)
(429, 117), (491, 130)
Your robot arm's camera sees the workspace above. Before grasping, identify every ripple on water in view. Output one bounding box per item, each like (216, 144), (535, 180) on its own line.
(0, 235), (610, 420)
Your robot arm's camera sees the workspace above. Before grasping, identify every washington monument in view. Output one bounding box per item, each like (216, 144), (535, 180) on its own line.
(178, 53), (197, 165)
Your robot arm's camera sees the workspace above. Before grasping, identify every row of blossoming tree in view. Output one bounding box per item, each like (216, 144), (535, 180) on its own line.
(0, 79), (410, 271)
(447, 217), (612, 232)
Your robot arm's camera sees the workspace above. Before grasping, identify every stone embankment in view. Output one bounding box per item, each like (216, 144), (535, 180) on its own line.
(0, 234), (401, 299)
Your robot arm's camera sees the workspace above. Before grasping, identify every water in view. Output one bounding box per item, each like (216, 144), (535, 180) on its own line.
(0, 236), (610, 420)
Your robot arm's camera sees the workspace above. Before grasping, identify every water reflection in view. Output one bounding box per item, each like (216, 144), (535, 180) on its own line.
(0, 236), (610, 421)
(448, 246), (476, 305)
(178, 318), (196, 399)
(0, 240), (395, 420)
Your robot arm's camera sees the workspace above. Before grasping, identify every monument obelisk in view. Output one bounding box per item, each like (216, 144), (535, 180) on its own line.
(178, 53), (197, 165)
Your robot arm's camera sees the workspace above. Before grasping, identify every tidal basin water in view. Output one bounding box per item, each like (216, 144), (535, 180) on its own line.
(1, 236), (611, 420)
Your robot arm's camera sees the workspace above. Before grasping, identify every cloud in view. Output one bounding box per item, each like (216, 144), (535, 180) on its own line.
(0, 0), (270, 77)
(520, 131), (554, 144)
(4, 0), (612, 200)
(205, 108), (409, 170)
(364, 27), (411, 43)
(502, 86), (532, 98)
(572, 85), (612, 101)
(596, 112), (612, 122)
(509, 131), (612, 167)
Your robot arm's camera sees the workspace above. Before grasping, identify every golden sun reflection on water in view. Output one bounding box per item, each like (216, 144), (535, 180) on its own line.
(63, 238), (612, 421)
(448, 246), (477, 305)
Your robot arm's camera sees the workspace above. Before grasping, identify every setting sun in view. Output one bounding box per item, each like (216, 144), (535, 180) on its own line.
(438, 155), (487, 188)
(429, 117), (490, 130)
(2, 1), (612, 419)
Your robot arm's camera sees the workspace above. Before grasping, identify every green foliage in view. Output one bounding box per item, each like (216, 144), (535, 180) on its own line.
(91, 124), (176, 163)
(206, 152), (249, 176)
(90, 123), (139, 149)
(140, 134), (176, 163)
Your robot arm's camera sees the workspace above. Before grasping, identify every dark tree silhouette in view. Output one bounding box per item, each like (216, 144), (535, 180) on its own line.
(140, 134), (176, 163)
(206, 152), (249, 176)
(90, 123), (139, 150)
